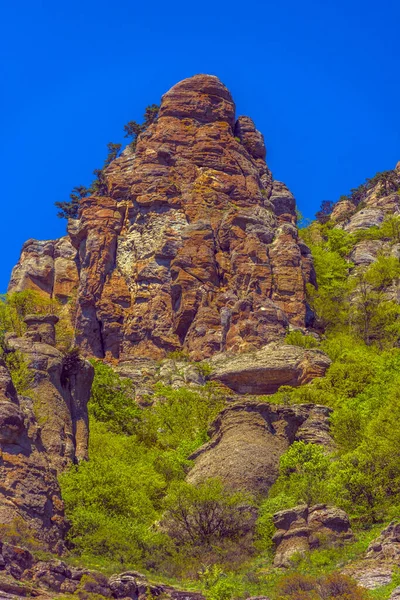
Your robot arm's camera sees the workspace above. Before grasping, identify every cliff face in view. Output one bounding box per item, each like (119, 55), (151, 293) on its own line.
(0, 317), (93, 550)
(9, 75), (315, 362)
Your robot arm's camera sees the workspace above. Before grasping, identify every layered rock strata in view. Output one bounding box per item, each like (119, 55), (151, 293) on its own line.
(9, 74), (316, 363)
(208, 342), (331, 394)
(187, 401), (333, 494)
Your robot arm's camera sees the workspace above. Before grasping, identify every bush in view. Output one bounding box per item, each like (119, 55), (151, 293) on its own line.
(88, 361), (140, 435)
(285, 330), (319, 348)
(276, 572), (369, 599)
(162, 479), (254, 547)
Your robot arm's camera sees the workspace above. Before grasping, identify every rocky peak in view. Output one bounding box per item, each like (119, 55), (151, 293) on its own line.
(9, 74), (316, 364)
(160, 74), (235, 125)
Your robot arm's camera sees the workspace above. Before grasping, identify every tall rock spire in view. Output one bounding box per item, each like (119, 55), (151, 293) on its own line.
(10, 74), (315, 361)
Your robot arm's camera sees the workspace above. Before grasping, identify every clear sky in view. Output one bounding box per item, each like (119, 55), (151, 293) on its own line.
(1, 0), (399, 292)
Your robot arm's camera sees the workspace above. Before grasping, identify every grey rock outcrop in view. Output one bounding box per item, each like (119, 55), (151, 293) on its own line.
(188, 401), (333, 494)
(208, 342), (331, 394)
(8, 237), (78, 302)
(6, 316), (93, 472)
(272, 504), (353, 567)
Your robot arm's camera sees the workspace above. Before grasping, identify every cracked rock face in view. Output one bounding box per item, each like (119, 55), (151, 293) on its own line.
(0, 317), (93, 549)
(0, 358), (65, 550)
(6, 317), (94, 473)
(187, 400), (333, 494)
(9, 74), (316, 363)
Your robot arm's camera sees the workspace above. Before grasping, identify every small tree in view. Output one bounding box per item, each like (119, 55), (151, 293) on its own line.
(88, 168), (107, 195)
(55, 185), (90, 219)
(143, 103), (159, 128)
(104, 142), (122, 167)
(315, 200), (334, 224)
(123, 120), (142, 151)
(124, 104), (159, 151)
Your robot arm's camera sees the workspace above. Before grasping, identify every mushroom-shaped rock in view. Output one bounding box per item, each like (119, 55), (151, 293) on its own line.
(24, 314), (59, 346)
(273, 504), (353, 568)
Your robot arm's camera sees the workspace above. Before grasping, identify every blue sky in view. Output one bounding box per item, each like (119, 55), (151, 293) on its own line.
(1, 0), (399, 292)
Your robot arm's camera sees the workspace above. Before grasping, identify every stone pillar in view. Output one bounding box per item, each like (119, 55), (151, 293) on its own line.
(24, 314), (59, 346)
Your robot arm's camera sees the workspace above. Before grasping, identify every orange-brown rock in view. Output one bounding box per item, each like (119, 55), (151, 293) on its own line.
(187, 400), (333, 494)
(10, 75), (316, 363)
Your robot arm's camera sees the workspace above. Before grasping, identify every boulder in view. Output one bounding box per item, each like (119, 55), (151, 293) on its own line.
(0, 542), (205, 599)
(8, 237), (78, 302)
(187, 401), (333, 494)
(343, 208), (385, 233)
(272, 504), (353, 567)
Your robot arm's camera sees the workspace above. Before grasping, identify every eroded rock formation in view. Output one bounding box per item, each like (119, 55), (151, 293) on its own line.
(272, 504), (353, 568)
(187, 401), (333, 494)
(8, 237), (79, 301)
(6, 316), (93, 472)
(0, 316), (93, 549)
(0, 358), (65, 550)
(9, 74), (317, 363)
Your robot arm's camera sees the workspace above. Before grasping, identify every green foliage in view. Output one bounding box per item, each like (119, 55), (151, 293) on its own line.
(55, 185), (90, 219)
(0, 290), (75, 355)
(0, 290), (58, 340)
(60, 374), (226, 570)
(261, 442), (331, 509)
(89, 361), (140, 435)
(285, 330), (319, 348)
(4, 349), (33, 394)
(276, 572), (369, 600)
(103, 142), (122, 167)
(136, 383), (225, 452)
(59, 420), (167, 565)
(124, 103), (159, 151)
(199, 565), (240, 600)
(0, 517), (43, 550)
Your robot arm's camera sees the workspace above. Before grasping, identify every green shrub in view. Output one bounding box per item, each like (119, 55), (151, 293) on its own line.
(285, 330), (319, 348)
(89, 361), (140, 435)
(162, 479), (254, 547)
